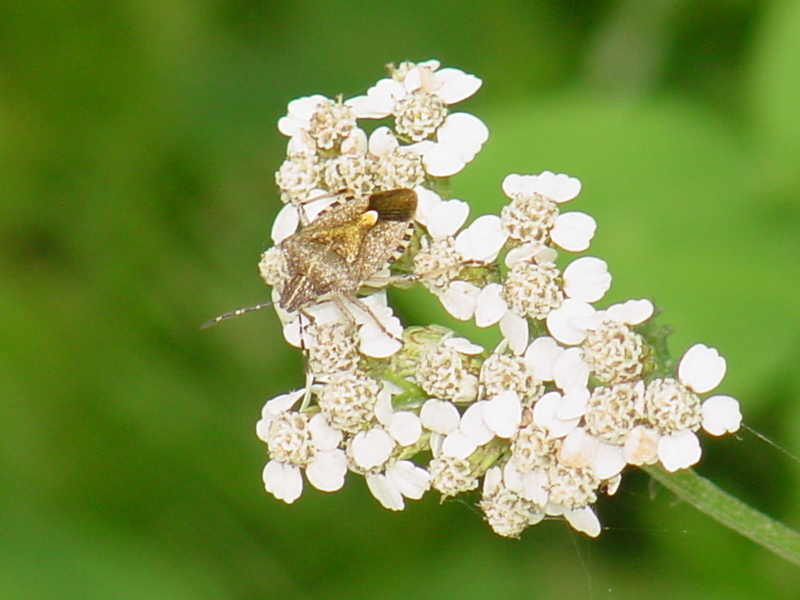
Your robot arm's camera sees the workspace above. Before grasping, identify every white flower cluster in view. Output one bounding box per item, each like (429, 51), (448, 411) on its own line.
(254, 61), (743, 539)
(272, 59), (487, 244)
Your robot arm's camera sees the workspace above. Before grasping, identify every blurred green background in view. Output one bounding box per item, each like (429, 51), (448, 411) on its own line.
(2, 0), (800, 598)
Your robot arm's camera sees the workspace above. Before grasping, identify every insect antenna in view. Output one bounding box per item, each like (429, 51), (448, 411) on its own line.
(200, 302), (274, 329)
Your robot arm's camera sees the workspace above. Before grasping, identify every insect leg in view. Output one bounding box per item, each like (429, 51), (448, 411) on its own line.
(334, 294), (403, 344)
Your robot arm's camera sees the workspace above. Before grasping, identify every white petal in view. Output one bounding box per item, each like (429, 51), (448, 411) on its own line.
(415, 59), (442, 72)
(437, 113), (489, 162)
(413, 186), (442, 226)
(427, 199), (470, 240)
(441, 429), (478, 459)
(532, 391), (559, 428)
(460, 401), (494, 445)
(475, 283), (508, 328)
(262, 389), (304, 420)
(622, 426), (660, 466)
(678, 344), (727, 394)
(354, 79), (404, 118)
(483, 466), (503, 495)
(367, 126), (398, 156)
(551, 212), (596, 252)
(305, 449), (347, 492)
(420, 399), (461, 434)
(552, 348), (590, 392)
(308, 413), (343, 451)
(278, 94), (327, 136)
(502, 459), (524, 493)
(388, 411), (423, 446)
(355, 295), (404, 358)
(281, 318), (302, 348)
(564, 507), (601, 537)
(403, 66), (426, 93)
(366, 473), (405, 510)
(286, 130), (316, 155)
(524, 336), (563, 381)
(504, 461), (549, 506)
(501, 173), (527, 198)
(505, 242), (557, 268)
(454, 374), (479, 403)
(428, 431), (444, 457)
(374, 388), (394, 427)
(271, 203), (299, 244)
(455, 214), (508, 263)
(303, 298), (347, 323)
(605, 299), (654, 325)
(421, 142), (467, 177)
(701, 395), (742, 436)
(406, 139), (435, 163)
(358, 320), (403, 358)
(559, 428), (598, 468)
(532, 391), (580, 437)
(605, 474), (622, 496)
(482, 391), (522, 438)
(351, 429), (395, 470)
(386, 460), (430, 499)
(262, 460), (303, 503)
(499, 310), (529, 355)
(440, 281), (480, 320)
(546, 299), (595, 345)
(340, 127), (367, 154)
(592, 442), (626, 479)
(433, 68), (482, 104)
(344, 94), (370, 118)
(529, 170), (582, 203)
(563, 256), (611, 303)
(302, 193), (339, 222)
(521, 473), (549, 509)
(557, 385), (589, 420)
(444, 336), (484, 355)
(658, 430), (701, 472)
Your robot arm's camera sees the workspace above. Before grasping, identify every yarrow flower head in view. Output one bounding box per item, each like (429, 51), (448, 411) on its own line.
(212, 61), (743, 540)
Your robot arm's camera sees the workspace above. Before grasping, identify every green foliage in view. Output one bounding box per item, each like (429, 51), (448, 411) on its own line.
(2, 1), (799, 598)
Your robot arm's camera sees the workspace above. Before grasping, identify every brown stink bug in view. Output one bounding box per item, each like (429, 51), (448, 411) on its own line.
(202, 188), (418, 329)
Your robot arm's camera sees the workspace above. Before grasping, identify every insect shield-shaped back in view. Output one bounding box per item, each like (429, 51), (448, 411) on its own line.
(278, 188), (418, 312)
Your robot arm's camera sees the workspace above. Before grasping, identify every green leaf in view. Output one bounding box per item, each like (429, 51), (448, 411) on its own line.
(645, 464), (800, 566)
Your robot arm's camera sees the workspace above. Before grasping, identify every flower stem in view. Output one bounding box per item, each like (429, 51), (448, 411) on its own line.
(644, 464), (800, 566)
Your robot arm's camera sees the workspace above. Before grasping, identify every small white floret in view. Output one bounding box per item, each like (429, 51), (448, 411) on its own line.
(440, 281), (480, 320)
(475, 283), (508, 328)
(388, 411), (423, 446)
(351, 428), (395, 470)
(263, 460), (303, 504)
(455, 214), (508, 263)
(658, 430), (701, 472)
(427, 199), (470, 240)
(482, 391), (522, 438)
(701, 395), (742, 436)
(524, 336), (563, 381)
(305, 450), (347, 492)
(678, 344), (727, 394)
(366, 473), (405, 511)
(564, 506), (601, 537)
(550, 212), (596, 252)
(421, 399), (461, 434)
(563, 256), (611, 303)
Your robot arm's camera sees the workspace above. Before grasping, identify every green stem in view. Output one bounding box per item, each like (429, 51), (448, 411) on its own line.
(644, 464), (800, 566)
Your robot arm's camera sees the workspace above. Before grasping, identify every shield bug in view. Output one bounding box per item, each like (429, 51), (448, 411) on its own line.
(202, 188), (418, 329)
